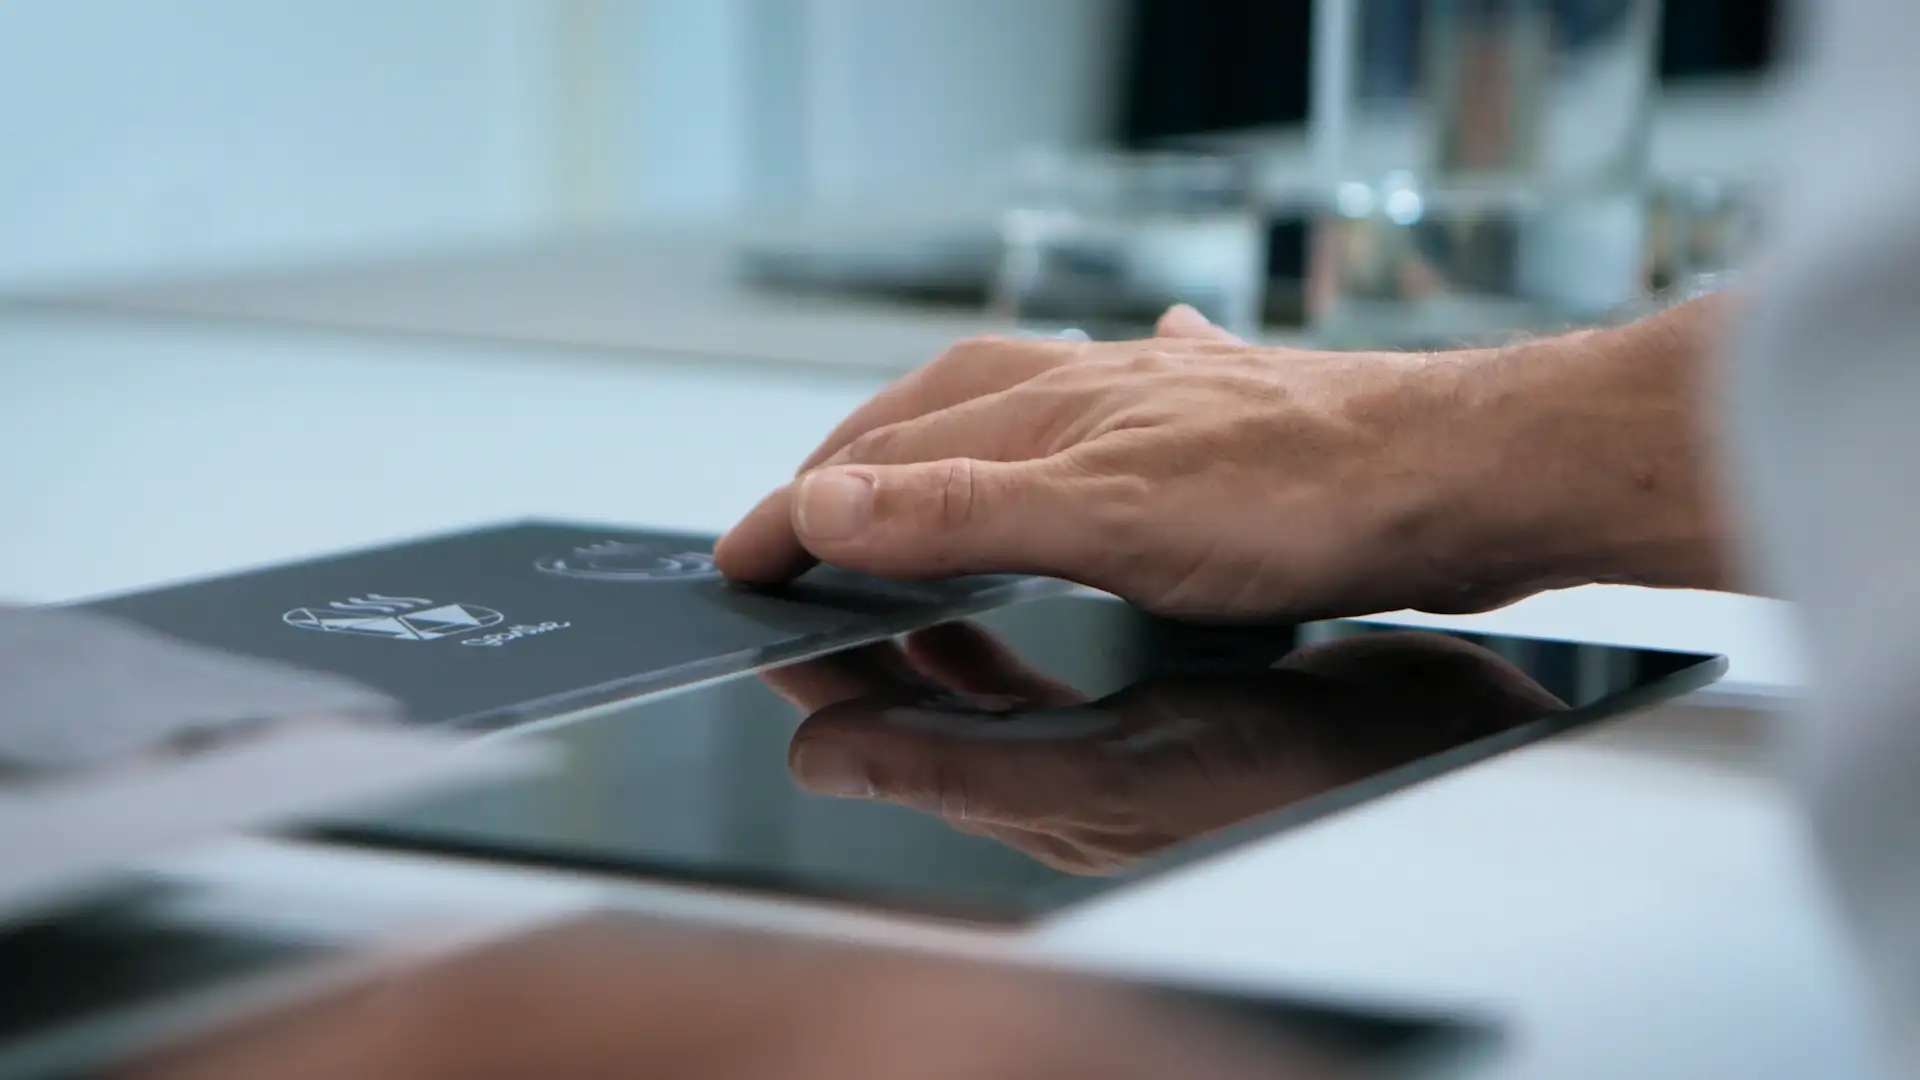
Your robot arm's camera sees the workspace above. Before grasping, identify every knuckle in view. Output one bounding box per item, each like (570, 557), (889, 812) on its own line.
(1119, 348), (1180, 376)
(935, 459), (979, 529)
(1022, 358), (1085, 388)
(843, 424), (899, 465)
(924, 336), (1006, 382)
(934, 335), (1075, 389)
(946, 332), (1015, 355)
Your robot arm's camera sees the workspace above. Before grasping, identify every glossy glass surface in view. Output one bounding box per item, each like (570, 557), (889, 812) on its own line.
(322, 594), (1721, 921)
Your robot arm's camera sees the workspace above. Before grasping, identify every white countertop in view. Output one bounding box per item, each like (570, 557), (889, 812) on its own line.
(0, 306), (1880, 1078)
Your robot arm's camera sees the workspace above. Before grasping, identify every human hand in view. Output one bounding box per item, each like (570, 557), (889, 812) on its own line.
(717, 300), (1737, 620)
(763, 622), (1563, 874)
(127, 919), (1340, 1080)
(717, 306), (1534, 621)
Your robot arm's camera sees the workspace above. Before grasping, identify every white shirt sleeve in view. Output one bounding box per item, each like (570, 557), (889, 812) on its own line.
(1728, 0), (1920, 1065)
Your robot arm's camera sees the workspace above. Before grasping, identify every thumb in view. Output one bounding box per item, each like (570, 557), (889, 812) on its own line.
(1154, 303), (1243, 343)
(791, 458), (1083, 579)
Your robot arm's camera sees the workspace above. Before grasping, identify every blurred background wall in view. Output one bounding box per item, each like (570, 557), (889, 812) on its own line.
(0, 0), (1123, 290)
(0, 0), (1774, 291)
(0, 1), (551, 289)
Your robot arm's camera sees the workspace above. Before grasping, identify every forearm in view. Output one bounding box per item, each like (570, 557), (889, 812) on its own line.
(1446, 294), (1741, 595)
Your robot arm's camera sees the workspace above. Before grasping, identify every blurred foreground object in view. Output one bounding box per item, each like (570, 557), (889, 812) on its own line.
(0, 604), (529, 919)
(128, 917), (1352, 1080)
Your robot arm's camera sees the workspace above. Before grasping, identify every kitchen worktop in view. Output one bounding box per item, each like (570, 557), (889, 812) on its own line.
(0, 274), (1877, 1078)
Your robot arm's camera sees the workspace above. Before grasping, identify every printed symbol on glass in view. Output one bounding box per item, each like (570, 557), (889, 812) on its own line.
(282, 593), (505, 642)
(534, 539), (718, 582)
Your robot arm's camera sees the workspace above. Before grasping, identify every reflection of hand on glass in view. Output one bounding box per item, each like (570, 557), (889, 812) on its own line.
(763, 623), (1565, 875)
(715, 298), (1737, 624)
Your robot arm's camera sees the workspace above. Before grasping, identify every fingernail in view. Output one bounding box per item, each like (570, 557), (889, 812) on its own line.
(797, 469), (874, 540)
(792, 742), (872, 797)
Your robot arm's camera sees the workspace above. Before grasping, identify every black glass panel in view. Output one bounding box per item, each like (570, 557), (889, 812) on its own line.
(318, 594), (1721, 922)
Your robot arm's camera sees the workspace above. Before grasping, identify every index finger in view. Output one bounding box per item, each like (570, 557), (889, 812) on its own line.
(799, 335), (1080, 475)
(714, 336), (1081, 583)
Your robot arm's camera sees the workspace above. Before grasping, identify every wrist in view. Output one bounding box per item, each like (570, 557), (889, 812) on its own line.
(1430, 306), (1737, 598)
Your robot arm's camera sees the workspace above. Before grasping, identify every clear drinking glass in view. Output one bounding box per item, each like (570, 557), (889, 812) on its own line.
(1309, 0), (1659, 348)
(991, 151), (1268, 340)
(1645, 174), (1761, 296)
